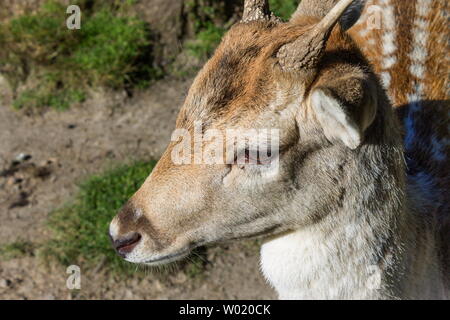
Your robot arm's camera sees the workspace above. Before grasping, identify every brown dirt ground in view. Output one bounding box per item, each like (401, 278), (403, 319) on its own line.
(0, 75), (276, 300)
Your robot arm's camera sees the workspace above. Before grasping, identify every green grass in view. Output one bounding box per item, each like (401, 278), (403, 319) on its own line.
(0, 241), (35, 260)
(0, 0), (159, 110)
(41, 160), (207, 278)
(184, 1), (227, 60)
(183, 0), (300, 60)
(186, 22), (225, 59)
(269, 0), (300, 21)
(12, 88), (86, 110)
(69, 8), (157, 88)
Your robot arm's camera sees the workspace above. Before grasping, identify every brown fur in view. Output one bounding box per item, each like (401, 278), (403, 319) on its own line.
(109, 0), (448, 298)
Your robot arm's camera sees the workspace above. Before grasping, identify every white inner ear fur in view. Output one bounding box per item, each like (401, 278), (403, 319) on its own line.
(310, 88), (375, 150)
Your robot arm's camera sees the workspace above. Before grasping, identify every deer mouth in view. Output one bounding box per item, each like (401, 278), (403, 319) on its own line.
(140, 248), (191, 266)
(139, 239), (209, 265)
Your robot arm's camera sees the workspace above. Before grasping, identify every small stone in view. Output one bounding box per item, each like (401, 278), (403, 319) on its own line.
(172, 272), (187, 284)
(153, 279), (165, 291)
(0, 279), (12, 288)
(15, 153), (32, 162)
(207, 252), (216, 261)
(6, 177), (16, 186)
(124, 289), (134, 299)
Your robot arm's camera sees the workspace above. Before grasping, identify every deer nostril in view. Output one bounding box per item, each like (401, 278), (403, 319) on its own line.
(111, 232), (142, 257)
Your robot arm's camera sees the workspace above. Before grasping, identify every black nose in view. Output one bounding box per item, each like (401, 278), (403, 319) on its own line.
(110, 232), (142, 257)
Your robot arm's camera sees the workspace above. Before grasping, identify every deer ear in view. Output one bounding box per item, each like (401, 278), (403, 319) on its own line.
(309, 82), (377, 150)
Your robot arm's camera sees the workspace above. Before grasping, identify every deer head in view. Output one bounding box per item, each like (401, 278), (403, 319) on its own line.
(109, 0), (394, 266)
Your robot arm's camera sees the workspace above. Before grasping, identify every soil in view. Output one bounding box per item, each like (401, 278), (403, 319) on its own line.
(0, 76), (276, 300)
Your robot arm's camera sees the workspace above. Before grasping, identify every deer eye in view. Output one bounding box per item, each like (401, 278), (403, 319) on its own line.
(234, 148), (274, 168)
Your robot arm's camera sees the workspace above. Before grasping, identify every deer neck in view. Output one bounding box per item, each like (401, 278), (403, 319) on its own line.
(261, 207), (404, 299)
(260, 144), (445, 299)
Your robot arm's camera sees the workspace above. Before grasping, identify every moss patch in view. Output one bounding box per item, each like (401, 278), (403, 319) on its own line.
(0, 241), (35, 260)
(0, 0), (159, 110)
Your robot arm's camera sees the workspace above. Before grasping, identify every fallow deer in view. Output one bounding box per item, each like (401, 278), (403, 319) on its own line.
(109, 0), (449, 299)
